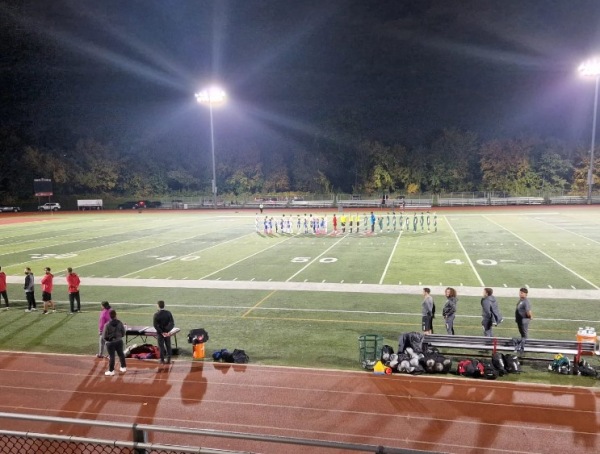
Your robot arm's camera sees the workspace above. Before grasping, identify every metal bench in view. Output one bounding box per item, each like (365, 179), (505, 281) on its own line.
(423, 334), (599, 360)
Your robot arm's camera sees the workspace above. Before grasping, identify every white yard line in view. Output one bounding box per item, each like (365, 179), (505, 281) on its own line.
(199, 235), (294, 280)
(285, 234), (348, 282)
(533, 217), (600, 246)
(120, 231), (256, 277)
(444, 216), (485, 286)
(379, 231), (403, 285)
(484, 215), (599, 290)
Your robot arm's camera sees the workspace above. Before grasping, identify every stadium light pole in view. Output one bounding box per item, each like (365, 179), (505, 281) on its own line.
(578, 58), (600, 204)
(195, 86), (227, 208)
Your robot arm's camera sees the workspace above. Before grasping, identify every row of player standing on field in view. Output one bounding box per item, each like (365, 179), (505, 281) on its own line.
(14, 266), (82, 314)
(255, 211), (438, 235)
(420, 287), (533, 338)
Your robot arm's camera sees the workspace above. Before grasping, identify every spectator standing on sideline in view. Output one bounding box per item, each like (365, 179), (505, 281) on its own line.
(102, 309), (126, 376)
(481, 288), (497, 337)
(421, 288), (434, 335)
(41, 267), (55, 314)
(0, 266), (9, 309)
(66, 267), (81, 313)
(515, 287), (533, 339)
(24, 267), (36, 312)
(491, 293), (503, 326)
(97, 301), (111, 358)
(442, 287), (458, 335)
(153, 300), (175, 364)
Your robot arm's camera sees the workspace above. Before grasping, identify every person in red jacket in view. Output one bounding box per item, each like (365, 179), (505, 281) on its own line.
(0, 266), (8, 309)
(41, 267), (55, 314)
(66, 267), (81, 313)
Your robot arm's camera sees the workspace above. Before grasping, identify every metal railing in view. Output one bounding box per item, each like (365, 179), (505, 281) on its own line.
(0, 412), (435, 454)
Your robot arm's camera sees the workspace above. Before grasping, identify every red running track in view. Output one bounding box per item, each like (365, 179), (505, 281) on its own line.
(0, 352), (599, 453)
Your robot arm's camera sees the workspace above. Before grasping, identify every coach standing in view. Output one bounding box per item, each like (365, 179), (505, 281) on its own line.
(66, 267), (81, 313)
(515, 287), (533, 339)
(24, 267), (36, 312)
(153, 300), (175, 364)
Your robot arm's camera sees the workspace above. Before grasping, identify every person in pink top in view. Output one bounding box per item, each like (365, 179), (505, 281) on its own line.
(0, 266), (8, 309)
(97, 301), (112, 358)
(41, 267), (55, 314)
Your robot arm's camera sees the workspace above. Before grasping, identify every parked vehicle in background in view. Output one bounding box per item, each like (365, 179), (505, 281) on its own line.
(38, 202), (61, 211)
(118, 200), (162, 209)
(0, 205), (21, 212)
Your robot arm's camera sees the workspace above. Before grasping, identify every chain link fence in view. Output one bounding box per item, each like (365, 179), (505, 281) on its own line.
(0, 412), (432, 454)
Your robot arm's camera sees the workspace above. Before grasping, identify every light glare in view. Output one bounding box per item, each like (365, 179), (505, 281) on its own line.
(579, 58), (600, 77)
(195, 87), (227, 105)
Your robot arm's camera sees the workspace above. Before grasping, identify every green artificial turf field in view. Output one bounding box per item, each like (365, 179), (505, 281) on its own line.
(1, 206), (599, 386)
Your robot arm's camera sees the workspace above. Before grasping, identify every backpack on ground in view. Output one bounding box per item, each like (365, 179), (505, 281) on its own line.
(491, 352), (506, 376)
(381, 345), (394, 362)
(482, 361), (499, 380)
(128, 344), (160, 360)
(232, 349), (250, 364)
(577, 359), (598, 377)
(549, 353), (571, 374)
(457, 359), (484, 378)
(503, 354), (521, 373)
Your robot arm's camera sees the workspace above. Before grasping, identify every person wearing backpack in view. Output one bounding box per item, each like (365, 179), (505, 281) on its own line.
(153, 300), (175, 364)
(421, 288), (434, 335)
(442, 287), (458, 335)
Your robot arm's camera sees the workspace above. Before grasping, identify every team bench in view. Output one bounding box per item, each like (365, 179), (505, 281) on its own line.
(423, 334), (600, 361)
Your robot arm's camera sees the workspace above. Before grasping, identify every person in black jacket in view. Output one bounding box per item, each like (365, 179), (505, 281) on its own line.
(153, 300), (175, 364)
(102, 309), (126, 376)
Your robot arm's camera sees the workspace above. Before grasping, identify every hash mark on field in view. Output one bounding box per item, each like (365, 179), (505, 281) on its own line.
(548, 285), (552, 289)
(503, 284), (507, 287)
(267, 278), (271, 282)
(359, 280), (363, 284)
(304, 279), (308, 282)
(460, 283), (463, 286)
(571, 285), (576, 289)
(341, 280), (344, 283)
(398, 281), (401, 285)
(250, 278), (255, 281)
(182, 277), (188, 280)
(322, 280), (326, 283)
(419, 282), (422, 285)
(233, 278), (237, 281)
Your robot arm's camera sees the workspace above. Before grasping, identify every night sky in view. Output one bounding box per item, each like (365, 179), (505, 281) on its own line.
(3, 0), (600, 156)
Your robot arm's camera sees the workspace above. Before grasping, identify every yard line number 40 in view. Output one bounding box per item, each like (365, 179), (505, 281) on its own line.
(291, 257), (338, 263)
(446, 259), (498, 266)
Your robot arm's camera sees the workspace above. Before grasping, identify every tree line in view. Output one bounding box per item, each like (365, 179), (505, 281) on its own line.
(0, 125), (596, 203)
